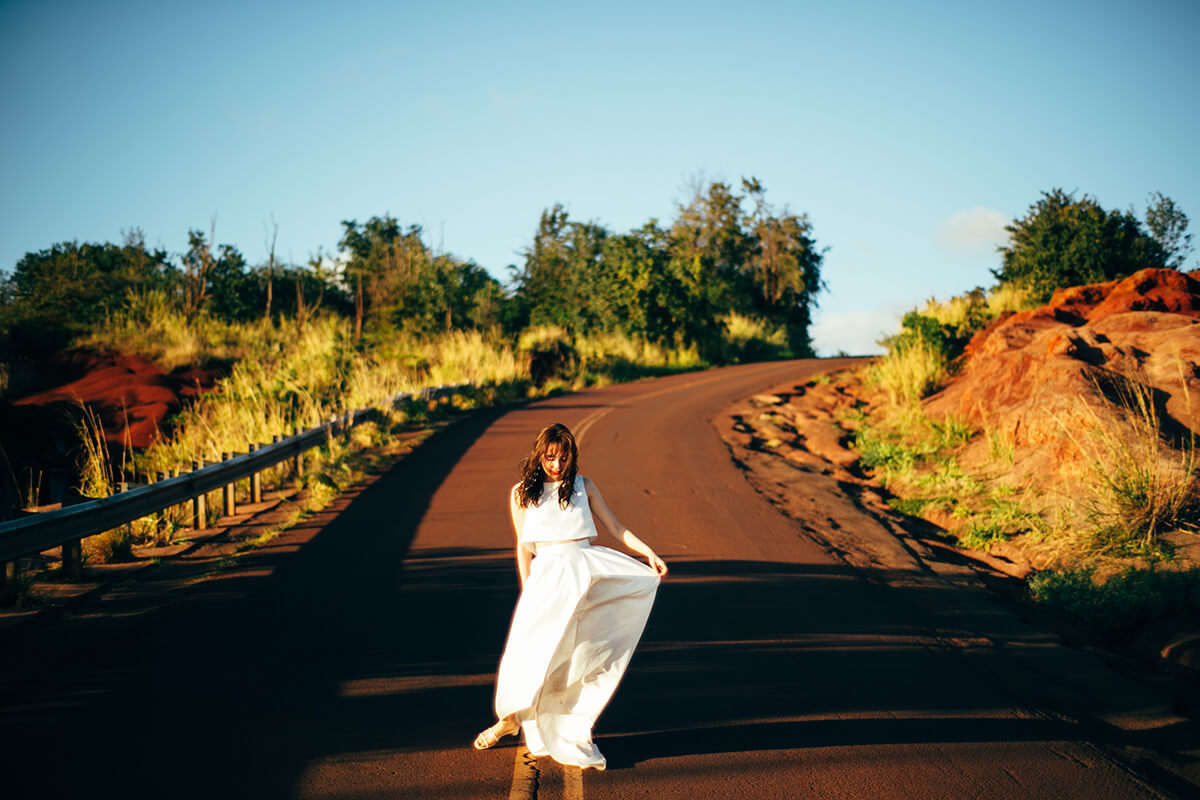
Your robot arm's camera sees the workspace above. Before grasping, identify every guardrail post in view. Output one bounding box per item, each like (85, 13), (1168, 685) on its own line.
(271, 435), (281, 492)
(1, 560), (17, 604)
(61, 491), (83, 579)
(61, 539), (82, 579)
(222, 452), (236, 517)
(342, 410), (352, 443)
(169, 470), (184, 522)
(249, 443), (262, 504)
(293, 427), (304, 480)
(191, 460), (206, 530)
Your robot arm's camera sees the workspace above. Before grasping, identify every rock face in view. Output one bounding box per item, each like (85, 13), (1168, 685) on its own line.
(12, 349), (220, 449)
(925, 268), (1200, 496)
(0, 349), (222, 509)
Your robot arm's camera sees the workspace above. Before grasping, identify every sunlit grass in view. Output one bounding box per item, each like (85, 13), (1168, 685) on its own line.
(69, 310), (721, 561)
(81, 289), (261, 369)
(918, 283), (1031, 329)
(986, 282), (1032, 315)
(867, 334), (948, 405)
(66, 293), (820, 565)
(721, 312), (789, 362)
(1059, 369), (1200, 555)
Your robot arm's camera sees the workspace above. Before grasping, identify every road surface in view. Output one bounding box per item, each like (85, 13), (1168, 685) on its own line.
(0, 360), (1194, 798)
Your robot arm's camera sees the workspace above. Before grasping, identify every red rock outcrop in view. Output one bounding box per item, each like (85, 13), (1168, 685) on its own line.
(926, 268), (1200, 491)
(0, 350), (223, 509)
(12, 349), (221, 449)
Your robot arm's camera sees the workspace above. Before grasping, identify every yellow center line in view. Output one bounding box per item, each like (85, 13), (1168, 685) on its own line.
(574, 366), (763, 445)
(509, 747), (537, 800)
(564, 765), (584, 800)
(573, 405), (613, 446)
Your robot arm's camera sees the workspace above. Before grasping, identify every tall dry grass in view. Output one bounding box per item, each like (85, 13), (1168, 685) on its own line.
(985, 282), (1032, 315)
(78, 311), (707, 518)
(871, 283), (1030, 410)
(516, 324), (705, 389)
(575, 329), (704, 383)
(69, 306), (778, 562)
(81, 289), (258, 369)
(867, 334), (948, 406)
(73, 404), (137, 561)
(131, 318), (525, 478)
(1062, 370), (1200, 552)
(721, 312), (789, 362)
(918, 283), (1030, 329)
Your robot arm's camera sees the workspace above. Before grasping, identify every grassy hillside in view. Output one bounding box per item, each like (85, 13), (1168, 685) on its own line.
(852, 271), (1200, 648)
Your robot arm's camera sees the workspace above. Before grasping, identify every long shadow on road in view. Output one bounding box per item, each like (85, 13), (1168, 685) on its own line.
(2, 409), (511, 799)
(5, 412), (1197, 798)
(596, 558), (1199, 795)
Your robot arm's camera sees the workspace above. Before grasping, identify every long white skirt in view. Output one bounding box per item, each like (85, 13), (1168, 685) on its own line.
(494, 539), (660, 770)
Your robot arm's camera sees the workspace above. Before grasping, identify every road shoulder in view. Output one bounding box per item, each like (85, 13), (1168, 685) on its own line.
(719, 369), (1200, 795)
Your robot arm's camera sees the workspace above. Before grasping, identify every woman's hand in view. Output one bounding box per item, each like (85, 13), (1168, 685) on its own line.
(646, 552), (668, 576)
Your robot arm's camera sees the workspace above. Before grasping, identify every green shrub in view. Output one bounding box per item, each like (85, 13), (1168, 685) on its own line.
(1030, 566), (1200, 643)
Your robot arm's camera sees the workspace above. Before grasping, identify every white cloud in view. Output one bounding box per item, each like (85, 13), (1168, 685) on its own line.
(809, 307), (903, 357)
(934, 206), (1010, 253)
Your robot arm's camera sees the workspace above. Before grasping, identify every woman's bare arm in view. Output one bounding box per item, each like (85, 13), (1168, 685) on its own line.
(510, 484), (531, 588)
(583, 477), (668, 576)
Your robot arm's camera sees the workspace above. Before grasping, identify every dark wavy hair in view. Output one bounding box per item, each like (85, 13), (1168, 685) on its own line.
(516, 423), (578, 509)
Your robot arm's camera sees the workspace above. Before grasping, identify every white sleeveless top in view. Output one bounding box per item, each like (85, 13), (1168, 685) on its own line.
(519, 475), (598, 551)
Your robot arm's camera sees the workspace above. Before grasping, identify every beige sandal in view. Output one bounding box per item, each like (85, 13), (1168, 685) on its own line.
(473, 719), (517, 750)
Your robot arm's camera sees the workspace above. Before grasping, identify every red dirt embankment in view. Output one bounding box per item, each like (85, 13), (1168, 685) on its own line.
(12, 349), (220, 448)
(0, 350), (222, 510)
(925, 268), (1200, 491)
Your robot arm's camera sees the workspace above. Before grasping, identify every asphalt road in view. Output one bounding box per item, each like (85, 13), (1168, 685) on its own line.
(0, 360), (1191, 798)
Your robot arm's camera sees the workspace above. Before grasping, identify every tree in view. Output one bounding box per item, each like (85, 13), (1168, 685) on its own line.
(512, 205), (611, 333)
(508, 178), (827, 359)
(205, 243), (260, 321)
(3, 229), (174, 327)
(0, 229), (176, 359)
(668, 180), (752, 313)
(995, 189), (1166, 303)
(263, 215), (279, 318)
(180, 223), (260, 320)
(339, 215), (505, 338)
(604, 221), (715, 347)
(1145, 192), (1193, 270)
(339, 215), (426, 340)
(182, 219), (218, 317)
(290, 248), (334, 326)
(740, 178), (825, 352)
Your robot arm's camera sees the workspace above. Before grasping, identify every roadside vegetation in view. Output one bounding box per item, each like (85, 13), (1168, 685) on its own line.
(0, 178), (824, 575)
(853, 188), (1200, 647)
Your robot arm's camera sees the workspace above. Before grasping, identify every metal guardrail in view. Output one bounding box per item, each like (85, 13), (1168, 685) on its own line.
(0, 383), (469, 565)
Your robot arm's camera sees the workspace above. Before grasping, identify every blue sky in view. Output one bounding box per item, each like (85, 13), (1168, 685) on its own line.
(3, 0), (1197, 354)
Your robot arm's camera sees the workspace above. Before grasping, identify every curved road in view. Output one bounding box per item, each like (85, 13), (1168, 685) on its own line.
(0, 360), (1190, 798)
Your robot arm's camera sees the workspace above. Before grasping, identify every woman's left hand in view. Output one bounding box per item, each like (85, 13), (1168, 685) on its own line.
(647, 553), (668, 576)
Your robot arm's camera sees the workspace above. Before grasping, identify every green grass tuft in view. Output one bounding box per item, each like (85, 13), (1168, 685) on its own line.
(1030, 565), (1200, 643)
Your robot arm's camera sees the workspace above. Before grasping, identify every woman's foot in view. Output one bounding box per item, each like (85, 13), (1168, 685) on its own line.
(473, 718), (518, 750)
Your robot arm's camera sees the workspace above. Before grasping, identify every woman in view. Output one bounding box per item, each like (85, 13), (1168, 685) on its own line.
(473, 422), (668, 770)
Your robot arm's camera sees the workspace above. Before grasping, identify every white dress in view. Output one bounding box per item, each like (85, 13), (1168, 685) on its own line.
(493, 475), (660, 770)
